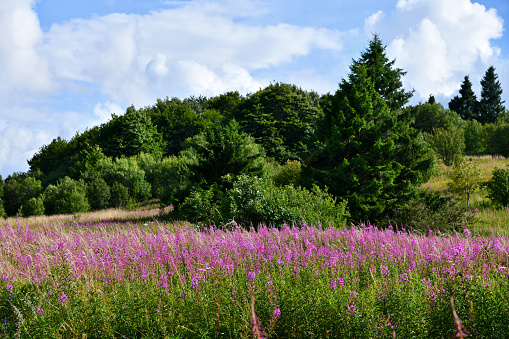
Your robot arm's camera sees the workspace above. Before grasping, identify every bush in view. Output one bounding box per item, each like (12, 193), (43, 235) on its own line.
(274, 160), (302, 186)
(87, 178), (111, 210)
(485, 122), (509, 157)
(110, 182), (130, 208)
(179, 175), (349, 228)
(463, 119), (486, 154)
(486, 167), (509, 207)
(19, 197), (45, 217)
(396, 190), (474, 233)
(54, 177), (90, 215)
(426, 128), (465, 166)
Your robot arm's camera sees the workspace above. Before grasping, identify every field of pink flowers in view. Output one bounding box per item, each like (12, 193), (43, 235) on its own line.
(1, 209), (509, 338)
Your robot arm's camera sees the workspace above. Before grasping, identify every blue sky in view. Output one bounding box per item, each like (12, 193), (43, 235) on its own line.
(0, 0), (508, 177)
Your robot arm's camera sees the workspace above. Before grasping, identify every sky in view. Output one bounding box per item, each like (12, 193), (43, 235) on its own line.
(0, 0), (508, 177)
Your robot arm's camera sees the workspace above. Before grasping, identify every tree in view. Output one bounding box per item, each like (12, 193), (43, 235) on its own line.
(448, 158), (483, 206)
(463, 119), (486, 154)
(98, 106), (164, 158)
(43, 177), (90, 215)
(426, 128), (465, 166)
(86, 178), (111, 211)
(181, 119), (266, 187)
(449, 76), (479, 121)
(486, 168), (509, 207)
(352, 34), (413, 111)
(306, 40), (434, 222)
(479, 66), (505, 124)
(3, 174), (43, 216)
(233, 83), (323, 162)
(410, 102), (464, 134)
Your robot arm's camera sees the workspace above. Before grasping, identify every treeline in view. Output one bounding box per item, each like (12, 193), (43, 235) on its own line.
(0, 35), (506, 229)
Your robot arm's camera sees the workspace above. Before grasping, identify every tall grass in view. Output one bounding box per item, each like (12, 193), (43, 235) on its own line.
(1, 212), (508, 338)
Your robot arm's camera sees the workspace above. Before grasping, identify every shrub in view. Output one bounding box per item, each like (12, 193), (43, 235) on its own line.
(273, 160), (302, 186)
(447, 158), (483, 206)
(179, 175), (349, 228)
(87, 178), (111, 210)
(19, 197), (45, 217)
(54, 177), (90, 215)
(463, 119), (486, 154)
(426, 128), (465, 166)
(486, 167), (509, 207)
(110, 182), (130, 208)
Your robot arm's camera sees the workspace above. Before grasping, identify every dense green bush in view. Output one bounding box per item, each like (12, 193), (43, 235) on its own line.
(110, 182), (130, 208)
(19, 197), (45, 217)
(463, 119), (486, 154)
(179, 175), (349, 228)
(156, 155), (194, 206)
(86, 178), (111, 211)
(486, 167), (509, 207)
(426, 128), (465, 166)
(44, 177), (90, 215)
(485, 122), (509, 157)
(273, 160), (302, 186)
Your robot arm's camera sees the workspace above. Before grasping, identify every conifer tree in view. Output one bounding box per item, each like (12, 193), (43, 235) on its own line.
(306, 36), (434, 222)
(479, 66), (505, 124)
(353, 34), (413, 111)
(448, 76), (479, 121)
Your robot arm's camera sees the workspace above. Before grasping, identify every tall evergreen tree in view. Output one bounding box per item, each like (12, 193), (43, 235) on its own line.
(352, 34), (413, 111)
(448, 76), (479, 121)
(479, 66), (505, 124)
(306, 37), (434, 222)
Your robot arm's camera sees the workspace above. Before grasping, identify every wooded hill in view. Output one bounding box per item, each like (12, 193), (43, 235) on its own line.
(0, 35), (507, 230)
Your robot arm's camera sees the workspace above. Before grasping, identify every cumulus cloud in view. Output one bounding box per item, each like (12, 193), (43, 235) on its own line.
(365, 0), (504, 100)
(42, 2), (342, 104)
(0, 0), (55, 96)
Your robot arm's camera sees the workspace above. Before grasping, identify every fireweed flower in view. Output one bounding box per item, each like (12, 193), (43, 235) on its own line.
(272, 308), (281, 319)
(464, 229), (471, 237)
(58, 292), (68, 303)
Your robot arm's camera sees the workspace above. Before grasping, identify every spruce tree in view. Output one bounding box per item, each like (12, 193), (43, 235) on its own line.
(448, 76), (479, 121)
(306, 36), (434, 222)
(353, 34), (413, 111)
(479, 66), (505, 124)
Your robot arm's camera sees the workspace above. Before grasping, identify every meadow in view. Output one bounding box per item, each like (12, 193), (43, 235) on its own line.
(1, 205), (509, 338)
(1, 156), (509, 338)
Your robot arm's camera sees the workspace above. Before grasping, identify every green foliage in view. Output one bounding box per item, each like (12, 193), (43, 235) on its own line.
(395, 190), (474, 233)
(3, 174), (43, 216)
(156, 155), (194, 206)
(68, 144), (107, 179)
(463, 119), (486, 154)
(181, 119), (265, 187)
(273, 160), (302, 186)
(447, 158), (484, 206)
(85, 157), (152, 202)
(353, 34), (413, 111)
(110, 182), (130, 208)
(426, 128), (465, 166)
(27, 137), (71, 177)
(178, 175), (349, 228)
(98, 106), (164, 158)
(308, 38), (434, 222)
(19, 197), (45, 217)
(44, 177), (90, 215)
(410, 102), (464, 134)
(234, 82), (323, 162)
(479, 66), (505, 124)
(486, 167), (509, 207)
(143, 97), (221, 156)
(449, 75), (479, 121)
(484, 121), (509, 157)
(86, 178), (111, 211)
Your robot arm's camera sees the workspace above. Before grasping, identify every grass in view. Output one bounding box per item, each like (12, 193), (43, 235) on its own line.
(422, 155), (509, 236)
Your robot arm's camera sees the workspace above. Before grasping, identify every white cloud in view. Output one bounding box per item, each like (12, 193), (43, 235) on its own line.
(366, 0), (504, 100)
(0, 0), (55, 96)
(93, 101), (124, 124)
(42, 3), (342, 105)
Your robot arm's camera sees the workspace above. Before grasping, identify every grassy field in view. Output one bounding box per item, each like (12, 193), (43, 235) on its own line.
(423, 155), (509, 236)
